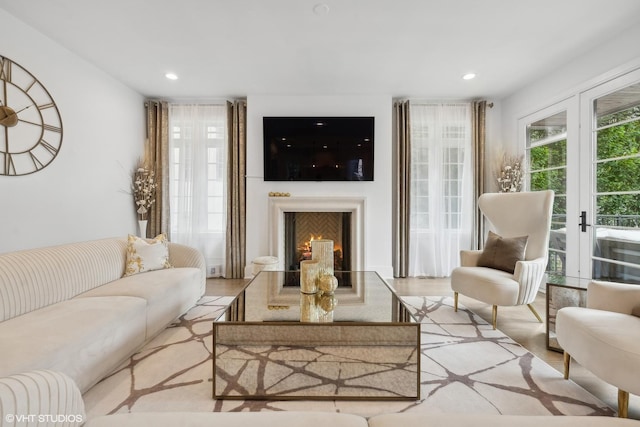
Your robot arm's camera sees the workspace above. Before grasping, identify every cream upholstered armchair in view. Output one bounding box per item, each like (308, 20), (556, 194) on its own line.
(557, 280), (640, 418)
(451, 190), (554, 329)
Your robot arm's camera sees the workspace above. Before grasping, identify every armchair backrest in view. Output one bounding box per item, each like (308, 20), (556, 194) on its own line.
(587, 280), (640, 314)
(478, 190), (554, 261)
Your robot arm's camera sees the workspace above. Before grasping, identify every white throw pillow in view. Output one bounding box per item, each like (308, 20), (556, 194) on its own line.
(124, 233), (172, 276)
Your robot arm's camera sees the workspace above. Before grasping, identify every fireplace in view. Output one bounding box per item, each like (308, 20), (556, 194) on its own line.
(284, 211), (352, 272)
(268, 196), (365, 275)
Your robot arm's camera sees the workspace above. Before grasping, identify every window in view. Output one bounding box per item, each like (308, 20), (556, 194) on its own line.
(169, 104), (227, 275)
(526, 110), (568, 274)
(409, 103), (473, 277)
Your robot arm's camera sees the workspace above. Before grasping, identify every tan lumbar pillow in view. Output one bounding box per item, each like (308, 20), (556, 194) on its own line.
(124, 233), (172, 276)
(477, 231), (528, 274)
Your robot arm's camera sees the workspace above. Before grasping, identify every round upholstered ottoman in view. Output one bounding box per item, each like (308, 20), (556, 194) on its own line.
(251, 256), (278, 276)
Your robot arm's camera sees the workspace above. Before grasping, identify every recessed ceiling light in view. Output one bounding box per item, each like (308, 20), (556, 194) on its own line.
(462, 73), (476, 80)
(313, 3), (330, 16)
(165, 73), (178, 80)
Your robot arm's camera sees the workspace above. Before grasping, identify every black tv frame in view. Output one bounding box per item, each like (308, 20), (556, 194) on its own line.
(263, 116), (374, 182)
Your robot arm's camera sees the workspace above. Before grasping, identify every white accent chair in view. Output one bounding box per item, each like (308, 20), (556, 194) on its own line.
(556, 280), (640, 418)
(0, 370), (85, 426)
(451, 190), (554, 329)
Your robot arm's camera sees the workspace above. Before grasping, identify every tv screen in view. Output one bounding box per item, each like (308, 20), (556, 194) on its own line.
(263, 116), (374, 181)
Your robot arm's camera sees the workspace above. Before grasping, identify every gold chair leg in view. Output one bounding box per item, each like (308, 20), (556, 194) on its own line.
(492, 305), (497, 330)
(618, 389), (629, 418)
(454, 292), (458, 312)
(527, 303), (543, 323)
(563, 351), (570, 379)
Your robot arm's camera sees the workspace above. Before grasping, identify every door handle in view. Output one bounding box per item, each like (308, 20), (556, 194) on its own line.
(579, 211), (591, 232)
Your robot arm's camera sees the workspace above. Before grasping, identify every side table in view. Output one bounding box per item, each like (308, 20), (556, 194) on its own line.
(546, 275), (589, 352)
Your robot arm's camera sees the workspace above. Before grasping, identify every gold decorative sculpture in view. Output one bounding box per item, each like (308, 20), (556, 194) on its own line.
(311, 239), (334, 276)
(300, 259), (320, 294)
(299, 240), (338, 323)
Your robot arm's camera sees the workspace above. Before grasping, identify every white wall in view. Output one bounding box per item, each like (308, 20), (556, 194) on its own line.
(500, 24), (640, 153)
(0, 10), (145, 253)
(245, 95), (394, 277)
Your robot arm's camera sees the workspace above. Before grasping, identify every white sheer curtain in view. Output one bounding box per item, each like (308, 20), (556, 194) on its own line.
(169, 104), (227, 277)
(409, 102), (473, 277)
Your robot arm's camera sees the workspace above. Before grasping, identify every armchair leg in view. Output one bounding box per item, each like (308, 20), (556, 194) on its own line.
(454, 292), (458, 312)
(618, 389), (629, 418)
(492, 305), (497, 330)
(527, 304), (543, 323)
(563, 351), (570, 379)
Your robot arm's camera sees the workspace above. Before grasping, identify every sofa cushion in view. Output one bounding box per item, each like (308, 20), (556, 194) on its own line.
(76, 267), (202, 338)
(84, 412), (369, 427)
(124, 234), (172, 276)
(0, 296), (147, 392)
(450, 266), (519, 306)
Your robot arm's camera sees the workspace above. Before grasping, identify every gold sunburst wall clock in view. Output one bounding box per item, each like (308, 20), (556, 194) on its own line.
(0, 54), (63, 176)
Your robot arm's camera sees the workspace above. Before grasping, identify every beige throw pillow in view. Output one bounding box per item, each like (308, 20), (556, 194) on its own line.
(124, 233), (172, 276)
(477, 231), (528, 274)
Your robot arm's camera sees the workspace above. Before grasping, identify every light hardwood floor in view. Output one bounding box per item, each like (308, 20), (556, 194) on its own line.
(206, 276), (638, 419)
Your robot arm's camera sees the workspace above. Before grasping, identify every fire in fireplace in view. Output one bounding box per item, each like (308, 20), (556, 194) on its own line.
(296, 234), (344, 272)
(284, 211), (352, 273)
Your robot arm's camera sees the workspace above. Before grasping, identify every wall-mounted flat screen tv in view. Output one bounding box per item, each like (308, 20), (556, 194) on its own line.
(263, 116), (374, 181)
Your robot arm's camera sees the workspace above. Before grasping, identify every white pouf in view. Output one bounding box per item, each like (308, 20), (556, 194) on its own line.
(252, 256), (279, 276)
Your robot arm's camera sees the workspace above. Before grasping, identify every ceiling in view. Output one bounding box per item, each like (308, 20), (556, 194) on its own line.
(1, 0), (640, 100)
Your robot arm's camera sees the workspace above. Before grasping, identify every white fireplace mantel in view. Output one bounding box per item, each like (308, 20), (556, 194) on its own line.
(268, 196), (366, 271)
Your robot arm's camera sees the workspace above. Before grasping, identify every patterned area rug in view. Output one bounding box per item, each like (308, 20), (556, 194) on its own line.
(83, 295), (614, 418)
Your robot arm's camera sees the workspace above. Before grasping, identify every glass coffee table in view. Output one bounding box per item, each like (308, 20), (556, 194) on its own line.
(212, 271), (420, 400)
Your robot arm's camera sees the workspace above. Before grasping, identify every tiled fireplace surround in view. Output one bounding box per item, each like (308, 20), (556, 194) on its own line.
(268, 196), (365, 272)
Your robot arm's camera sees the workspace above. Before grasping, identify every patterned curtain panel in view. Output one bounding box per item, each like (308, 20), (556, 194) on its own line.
(225, 100), (247, 279)
(145, 100), (170, 237)
(472, 100), (488, 250)
(393, 100), (411, 278)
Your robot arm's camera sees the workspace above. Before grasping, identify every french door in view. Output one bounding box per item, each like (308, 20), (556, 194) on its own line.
(522, 68), (640, 282)
(579, 70), (640, 283)
(522, 98), (579, 277)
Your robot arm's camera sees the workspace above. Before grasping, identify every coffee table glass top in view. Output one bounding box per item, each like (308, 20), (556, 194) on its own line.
(223, 270), (416, 324)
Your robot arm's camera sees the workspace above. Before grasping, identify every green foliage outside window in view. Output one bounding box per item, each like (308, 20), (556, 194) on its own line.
(529, 137), (567, 228)
(595, 107), (640, 227)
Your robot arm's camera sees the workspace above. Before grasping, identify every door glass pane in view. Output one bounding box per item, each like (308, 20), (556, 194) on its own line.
(592, 83), (640, 283)
(526, 111), (567, 275)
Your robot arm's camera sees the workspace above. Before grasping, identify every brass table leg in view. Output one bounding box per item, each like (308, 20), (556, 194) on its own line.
(618, 389), (629, 418)
(563, 352), (570, 379)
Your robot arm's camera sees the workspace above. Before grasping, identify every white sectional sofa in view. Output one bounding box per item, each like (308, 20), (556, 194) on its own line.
(1, 371), (638, 427)
(0, 237), (205, 393)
